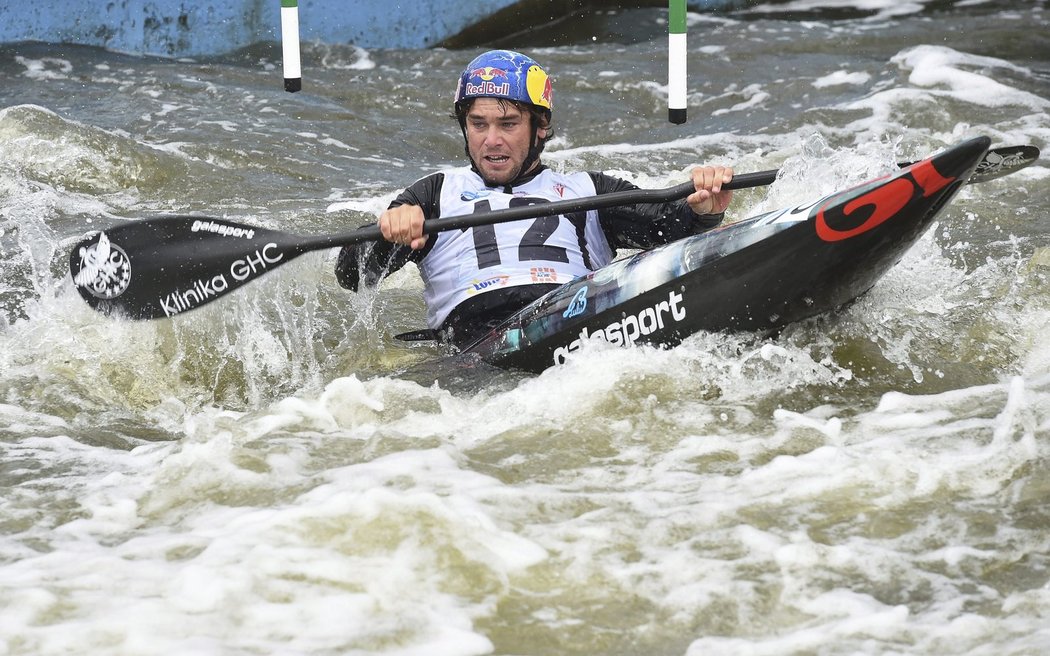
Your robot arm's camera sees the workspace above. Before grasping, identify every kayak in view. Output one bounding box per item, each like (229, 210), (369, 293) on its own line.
(72, 136), (1028, 374)
(460, 136), (991, 373)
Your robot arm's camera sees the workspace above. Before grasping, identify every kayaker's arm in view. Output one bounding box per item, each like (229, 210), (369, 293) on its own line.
(587, 172), (724, 251)
(334, 173), (443, 291)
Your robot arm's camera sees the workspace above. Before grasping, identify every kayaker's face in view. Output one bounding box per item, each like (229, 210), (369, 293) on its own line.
(465, 98), (547, 185)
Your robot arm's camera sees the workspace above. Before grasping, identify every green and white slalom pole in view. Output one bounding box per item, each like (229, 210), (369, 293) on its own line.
(668, 0), (687, 123)
(281, 0), (302, 92)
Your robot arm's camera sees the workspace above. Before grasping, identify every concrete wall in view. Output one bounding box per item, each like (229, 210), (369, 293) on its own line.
(0, 0), (757, 58)
(0, 0), (529, 56)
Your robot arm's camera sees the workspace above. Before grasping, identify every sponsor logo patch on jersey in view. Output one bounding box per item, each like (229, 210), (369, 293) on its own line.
(461, 189), (492, 202)
(466, 275), (511, 295)
(531, 266), (557, 283)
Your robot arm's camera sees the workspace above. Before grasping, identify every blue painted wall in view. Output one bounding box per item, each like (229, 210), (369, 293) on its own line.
(0, 0), (527, 56)
(0, 0), (754, 58)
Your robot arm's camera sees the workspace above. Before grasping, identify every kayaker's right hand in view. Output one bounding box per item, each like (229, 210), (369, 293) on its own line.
(379, 204), (428, 250)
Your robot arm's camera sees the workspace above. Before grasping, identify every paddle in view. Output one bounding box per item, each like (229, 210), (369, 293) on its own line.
(69, 144), (1039, 320)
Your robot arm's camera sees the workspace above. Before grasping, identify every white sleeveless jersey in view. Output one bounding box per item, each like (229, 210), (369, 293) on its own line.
(419, 167), (615, 328)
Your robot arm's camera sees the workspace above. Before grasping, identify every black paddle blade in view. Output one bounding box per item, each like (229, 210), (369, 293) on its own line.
(69, 216), (312, 320)
(971, 145), (1039, 183)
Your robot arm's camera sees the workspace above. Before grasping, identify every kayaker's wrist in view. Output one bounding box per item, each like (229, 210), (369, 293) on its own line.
(695, 210), (724, 229)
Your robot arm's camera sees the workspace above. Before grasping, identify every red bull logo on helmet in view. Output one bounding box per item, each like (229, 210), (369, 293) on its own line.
(464, 80), (512, 97)
(470, 67), (507, 81)
(464, 66), (510, 97)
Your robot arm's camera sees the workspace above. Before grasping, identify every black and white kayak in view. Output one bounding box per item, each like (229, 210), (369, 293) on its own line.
(68, 135), (1037, 375)
(459, 135), (999, 372)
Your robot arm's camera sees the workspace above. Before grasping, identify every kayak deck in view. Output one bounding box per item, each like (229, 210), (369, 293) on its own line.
(463, 136), (991, 372)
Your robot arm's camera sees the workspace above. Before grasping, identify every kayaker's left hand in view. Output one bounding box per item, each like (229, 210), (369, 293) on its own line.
(687, 165), (734, 215)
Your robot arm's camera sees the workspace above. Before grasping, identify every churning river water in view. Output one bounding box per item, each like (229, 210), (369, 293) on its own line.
(1, 1), (1049, 654)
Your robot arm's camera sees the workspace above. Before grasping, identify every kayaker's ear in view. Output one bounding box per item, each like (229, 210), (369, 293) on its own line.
(534, 109), (552, 141)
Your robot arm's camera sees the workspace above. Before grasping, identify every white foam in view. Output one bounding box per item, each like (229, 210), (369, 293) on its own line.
(746, 0), (929, 20)
(711, 84), (771, 116)
(318, 44), (376, 70)
(812, 69), (872, 88)
(891, 45), (1050, 111)
(325, 191), (398, 214)
(14, 56), (73, 80)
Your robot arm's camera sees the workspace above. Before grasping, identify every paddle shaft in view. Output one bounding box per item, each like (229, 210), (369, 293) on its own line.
(70, 143), (1038, 320)
(359, 144), (1033, 241)
(238, 170), (766, 253)
(335, 144), (1037, 245)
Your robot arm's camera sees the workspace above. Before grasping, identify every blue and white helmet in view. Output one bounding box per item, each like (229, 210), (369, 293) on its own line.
(454, 50), (553, 115)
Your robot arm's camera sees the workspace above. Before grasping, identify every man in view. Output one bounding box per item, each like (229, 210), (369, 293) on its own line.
(336, 49), (734, 349)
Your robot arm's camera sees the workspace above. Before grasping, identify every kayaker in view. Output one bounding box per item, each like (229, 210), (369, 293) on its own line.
(335, 49), (734, 348)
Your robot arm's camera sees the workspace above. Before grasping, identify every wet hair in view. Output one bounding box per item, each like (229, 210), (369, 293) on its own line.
(451, 97), (553, 142)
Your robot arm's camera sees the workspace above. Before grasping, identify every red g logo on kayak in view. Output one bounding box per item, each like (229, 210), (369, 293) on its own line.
(815, 159), (955, 242)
